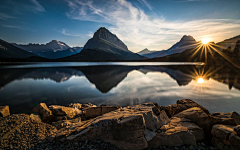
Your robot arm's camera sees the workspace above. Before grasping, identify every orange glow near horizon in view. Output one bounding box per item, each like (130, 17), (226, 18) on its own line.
(202, 38), (211, 44)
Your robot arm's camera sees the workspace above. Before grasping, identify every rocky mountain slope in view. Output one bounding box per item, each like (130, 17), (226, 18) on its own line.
(216, 35), (240, 50)
(143, 35), (199, 58)
(0, 39), (38, 58)
(62, 27), (143, 61)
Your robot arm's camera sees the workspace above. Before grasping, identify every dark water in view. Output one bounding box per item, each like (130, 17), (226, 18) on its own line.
(0, 62), (240, 114)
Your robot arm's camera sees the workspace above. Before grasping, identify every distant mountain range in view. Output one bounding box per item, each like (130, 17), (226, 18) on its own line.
(12, 40), (82, 59)
(0, 27), (239, 62)
(137, 48), (156, 55)
(138, 35), (200, 58)
(0, 39), (38, 58)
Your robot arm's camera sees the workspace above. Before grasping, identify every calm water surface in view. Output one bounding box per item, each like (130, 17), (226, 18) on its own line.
(0, 62), (240, 114)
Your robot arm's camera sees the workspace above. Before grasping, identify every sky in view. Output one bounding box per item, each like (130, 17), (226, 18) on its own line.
(0, 0), (240, 52)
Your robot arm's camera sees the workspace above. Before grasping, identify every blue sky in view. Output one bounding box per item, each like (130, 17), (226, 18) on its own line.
(0, 0), (240, 52)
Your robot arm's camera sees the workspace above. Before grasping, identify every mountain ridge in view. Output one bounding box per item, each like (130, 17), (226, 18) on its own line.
(62, 27), (143, 61)
(142, 35), (199, 58)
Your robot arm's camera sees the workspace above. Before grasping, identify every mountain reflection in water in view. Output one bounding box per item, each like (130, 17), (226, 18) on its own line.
(0, 64), (240, 114)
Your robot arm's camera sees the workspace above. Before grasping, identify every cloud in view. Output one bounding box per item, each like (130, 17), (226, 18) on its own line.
(66, 0), (240, 52)
(62, 29), (81, 37)
(138, 0), (152, 10)
(2, 25), (23, 29)
(0, 13), (16, 20)
(30, 0), (45, 12)
(61, 29), (93, 38)
(2, 24), (35, 32)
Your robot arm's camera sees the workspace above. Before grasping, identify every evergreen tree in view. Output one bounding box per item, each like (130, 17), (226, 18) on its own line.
(233, 40), (240, 55)
(227, 46), (231, 51)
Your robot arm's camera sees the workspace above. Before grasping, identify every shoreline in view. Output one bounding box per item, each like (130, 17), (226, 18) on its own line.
(1, 99), (240, 150)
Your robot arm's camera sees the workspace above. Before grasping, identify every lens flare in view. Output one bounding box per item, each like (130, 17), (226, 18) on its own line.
(197, 78), (204, 83)
(202, 38), (210, 44)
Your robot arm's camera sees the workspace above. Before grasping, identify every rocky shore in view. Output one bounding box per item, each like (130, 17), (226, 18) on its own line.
(1, 99), (240, 150)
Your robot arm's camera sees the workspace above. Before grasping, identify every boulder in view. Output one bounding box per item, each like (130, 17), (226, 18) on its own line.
(30, 103), (53, 122)
(50, 103), (170, 150)
(167, 99), (210, 117)
(197, 116), (237, 141)
(49, 105), (78, 119)
(0, 106), (10, 117)
(166, 117), (205, 142)
(148, 117), (204, 148)
(82, 103), (97, 109)
(83, 106), (121, 118)
(211, 124), (240, 150)
(83, 107), (102, 118)
(234, 125), (240, 136)
(29, 113), (41, 123)
(52, 117), (81, 130)
(68, 103), (82, 109)
(173, 107), (237, 140)
(211, 111), (240, 125)
(173, 107), (208, 123)
(51, 115), (68, 122)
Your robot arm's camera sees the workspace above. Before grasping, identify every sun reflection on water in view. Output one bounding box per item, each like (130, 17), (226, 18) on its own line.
(197, 77), (204, 83)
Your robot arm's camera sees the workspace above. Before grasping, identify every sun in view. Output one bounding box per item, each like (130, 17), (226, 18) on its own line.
(197, 78), (204, 83)
(202, 38), (210, 44)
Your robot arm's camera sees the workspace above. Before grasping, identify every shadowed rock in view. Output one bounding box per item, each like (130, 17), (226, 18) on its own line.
(148, 117), (204, 148)
(212, 124), (240, 150)
(49, 103), (170, 150)
(30, 103), (53, 122)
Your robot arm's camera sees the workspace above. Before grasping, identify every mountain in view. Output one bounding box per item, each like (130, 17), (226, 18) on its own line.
(20, 68), (84, 82)
(13, 40), (70, 52)
(62, 27), (143, 61)
(138, 66), (193, 86)
(143, 35), (199, 58)
(13, 40), (82, 59)
(217, 35), (240, 50)
(0, 39), (38, 59)
(33, 47), (82, 59)
(79, 66), (138, 93)
(137, 48), (156, 55)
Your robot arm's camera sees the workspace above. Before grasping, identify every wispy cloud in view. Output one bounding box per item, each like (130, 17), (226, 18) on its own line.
(30, 0), (45, 12)
(2, 24), (35, 32)
(61, 29), (93, 38)
(66, 0), (240, 52)
(61, 29), (81, 37)
(138, 0), (152, 10)
(0, 13), (16, 20)
(2, 25), (23, 29)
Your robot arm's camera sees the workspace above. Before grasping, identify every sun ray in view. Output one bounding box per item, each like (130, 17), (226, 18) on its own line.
(208, 44), (240, 68)
(187, 44), (203, 61)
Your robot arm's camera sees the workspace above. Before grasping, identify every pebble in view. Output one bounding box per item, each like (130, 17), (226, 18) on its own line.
(151, 143), (219, 150)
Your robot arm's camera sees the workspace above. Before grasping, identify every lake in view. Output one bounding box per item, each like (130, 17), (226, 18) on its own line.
(0, 62), (240, 114)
